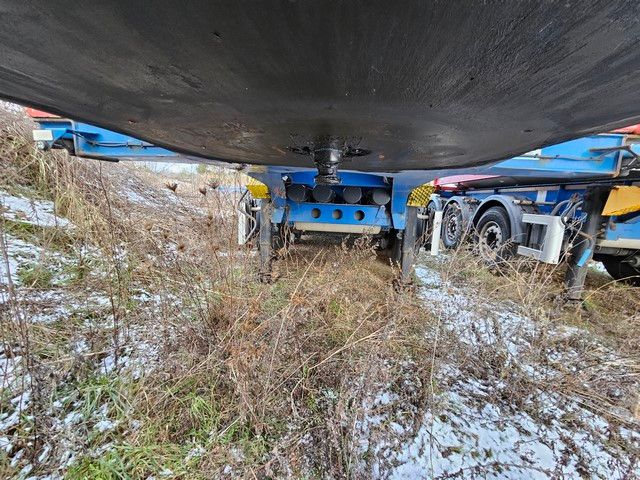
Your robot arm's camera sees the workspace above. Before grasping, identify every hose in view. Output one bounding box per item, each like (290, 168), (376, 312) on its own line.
(550, 199), (572, 216)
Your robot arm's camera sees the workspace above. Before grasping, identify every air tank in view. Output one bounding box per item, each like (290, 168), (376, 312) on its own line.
(287, 184), (309, 203)
(312, 184), (335, 203)
(342, 186), (362, 204)
(370, 188), (391, 206)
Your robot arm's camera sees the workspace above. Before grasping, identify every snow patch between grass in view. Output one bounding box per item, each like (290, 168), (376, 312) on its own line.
(0, 190), (69, 228)
(358, 261), (639, 479)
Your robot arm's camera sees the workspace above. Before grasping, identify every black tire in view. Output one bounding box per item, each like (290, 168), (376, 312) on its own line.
(601, 257), (640, 286)
(442, 202), (465, 249)
(475, 206), (514, 263)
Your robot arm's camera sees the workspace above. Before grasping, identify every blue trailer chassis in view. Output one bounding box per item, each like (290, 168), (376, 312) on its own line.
(31, 117), (640, 294)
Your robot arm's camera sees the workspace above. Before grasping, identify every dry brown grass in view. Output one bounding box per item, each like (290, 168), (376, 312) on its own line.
(436, 242), (640, 354)
(427, 242), (640, 427)
(127, 242), (436, 477)
(0, 109), (439, 478)
(1, 107), (638, 478)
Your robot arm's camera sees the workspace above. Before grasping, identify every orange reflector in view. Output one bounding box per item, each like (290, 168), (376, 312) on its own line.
(603, 186), (640, 216)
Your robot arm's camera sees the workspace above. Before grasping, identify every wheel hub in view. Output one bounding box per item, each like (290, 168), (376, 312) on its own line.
(480, 222), (503, 251)
(445, 214), (459, 242)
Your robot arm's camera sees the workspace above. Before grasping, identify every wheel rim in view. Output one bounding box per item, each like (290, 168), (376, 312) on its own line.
(479, 221), (503, 258)
(445, 212), (459, 243)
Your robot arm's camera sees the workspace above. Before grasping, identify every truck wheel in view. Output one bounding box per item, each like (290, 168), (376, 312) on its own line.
(442, 202), (464, 249)
(475, 206), (514, 262)
(601, 257), (640, 286)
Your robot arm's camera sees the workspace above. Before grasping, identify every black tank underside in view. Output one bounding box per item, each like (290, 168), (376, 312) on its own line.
(2, 1), (640, 172)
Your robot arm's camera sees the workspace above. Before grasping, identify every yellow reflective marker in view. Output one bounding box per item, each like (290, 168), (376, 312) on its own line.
(407, 184), (436, 207)
(603, 186), (640, 216)
(246, 178), (270, 199)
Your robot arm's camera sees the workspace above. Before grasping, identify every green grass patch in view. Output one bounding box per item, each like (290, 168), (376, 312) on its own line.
(17, 262), (53, 288)
(262, 280), (290, 316)
(3, 217), (75, 252)
(78, 374), (132, 421)
(2, 218), (40, 243)
(58, 257), (93, 285)
(66, 443), (195, 480)
(327, 298), (342, 316)
(15, 255), (93, 289)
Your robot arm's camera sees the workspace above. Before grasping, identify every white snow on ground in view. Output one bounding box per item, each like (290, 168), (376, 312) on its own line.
(0, 164), (197, 477)
(118, 173), (239, 219)
(122, 180), (167, 208)
(0, 233), (37, 285)
(4, 163), (633, 477)
(13, 289), (112, 324)
(0, 351), (33, 469)
(358, 259), (640, 479)
(0, 190), (69, 228)
(121, 176), (191, 210)
(0, 353), (23, 391)
(366, 372), (638, 479)
(0, 380), (31, 433)
(0, 236), (86, 289)
(0, 189), (77, 287)
(589, 260), (610, 275)
(0, 231), (94, 293)
(416, 265), (536, 359)
(0, 318), (162, 478)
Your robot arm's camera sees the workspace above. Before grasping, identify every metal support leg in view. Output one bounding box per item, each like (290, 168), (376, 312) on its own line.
(258, 199), (273, 283)
(430, 210), (444, 256)
(400, 206), (419, 284)
(564, 186), (609, 300)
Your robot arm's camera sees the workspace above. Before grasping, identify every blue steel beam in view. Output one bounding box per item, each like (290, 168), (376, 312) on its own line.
(35, 119), (178, 160)
(33, 118), (640, 238)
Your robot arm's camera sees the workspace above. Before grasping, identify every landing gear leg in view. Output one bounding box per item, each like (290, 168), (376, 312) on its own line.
(564, 186), (609, 301)
(258, 199), (273, 283)
(399, 206), (419, 285)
